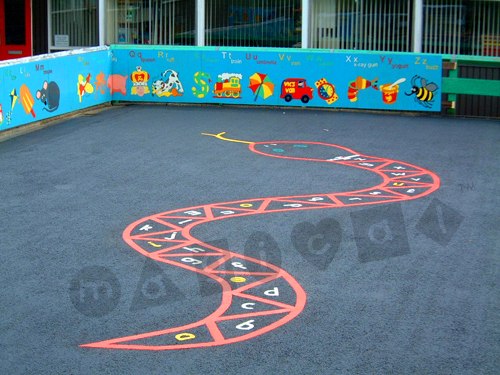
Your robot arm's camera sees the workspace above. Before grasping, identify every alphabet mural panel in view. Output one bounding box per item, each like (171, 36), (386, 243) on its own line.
(0, 47), (111, 132)
(110, 45), (442, 111)
(0, 46), (442, 133)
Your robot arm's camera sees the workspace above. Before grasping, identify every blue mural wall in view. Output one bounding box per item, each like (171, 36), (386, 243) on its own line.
(111, 45), (442, 112)
(0, 45), (442, 133)
(0, 47), (111, 132)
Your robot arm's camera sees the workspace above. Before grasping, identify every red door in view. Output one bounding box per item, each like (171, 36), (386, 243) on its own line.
(0, 0), (32, 60)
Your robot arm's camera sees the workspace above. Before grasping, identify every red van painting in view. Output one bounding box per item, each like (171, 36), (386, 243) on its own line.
(280, 78), (314, 103)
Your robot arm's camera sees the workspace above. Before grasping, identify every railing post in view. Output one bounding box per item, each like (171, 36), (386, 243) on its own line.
(99, 0), (106, 46)
(302, 0), (310, 49)
(47, 0), (52, 52)
(196, 0), (205, 47)
(413, 0), (423, 52)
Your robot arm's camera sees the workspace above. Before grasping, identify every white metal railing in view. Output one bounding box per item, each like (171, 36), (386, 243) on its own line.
(470, 1), (500, 56)
(422, 1), (465, 55)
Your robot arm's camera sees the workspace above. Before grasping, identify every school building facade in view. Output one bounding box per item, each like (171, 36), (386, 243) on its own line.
(1, 0), (499, 61)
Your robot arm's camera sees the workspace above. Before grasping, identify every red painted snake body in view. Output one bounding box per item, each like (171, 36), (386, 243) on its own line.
(82, 133), (439, 351)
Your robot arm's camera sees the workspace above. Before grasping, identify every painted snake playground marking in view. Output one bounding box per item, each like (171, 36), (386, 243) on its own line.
(81, 132), (440, 351)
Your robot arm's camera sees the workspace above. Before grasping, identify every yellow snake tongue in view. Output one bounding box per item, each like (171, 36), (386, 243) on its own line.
(201, 131), (253, 144)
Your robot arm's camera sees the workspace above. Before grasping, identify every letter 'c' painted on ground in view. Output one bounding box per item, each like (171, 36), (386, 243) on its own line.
(241, 303), (256, 310)
(81, 132), (440, 351)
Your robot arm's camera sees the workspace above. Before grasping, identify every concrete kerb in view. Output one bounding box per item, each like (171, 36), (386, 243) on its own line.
(0, 103), (113, 143)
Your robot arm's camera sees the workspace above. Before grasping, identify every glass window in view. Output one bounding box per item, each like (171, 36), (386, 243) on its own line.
(205, 0), (301, 47)
(45, 0), (499, 56)
(423, 0), (500, 56)
(106, 0), (195, 45)
(310, 0), (499, 56)
(310, 0), (412, 52)
(5, 0), (26, 45)
(50, 0), (99, 51)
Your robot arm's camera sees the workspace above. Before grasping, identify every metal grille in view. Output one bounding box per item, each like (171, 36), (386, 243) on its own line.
(456, 64), (500, 117)
(310, 0), (412, 52)
(105, 0), (195, 45)
(205, 0), (301, 47)
(49, 0), (98, 50)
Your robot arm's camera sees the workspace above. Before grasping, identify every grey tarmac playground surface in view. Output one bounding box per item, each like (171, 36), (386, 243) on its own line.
(0, 104), (499, 374)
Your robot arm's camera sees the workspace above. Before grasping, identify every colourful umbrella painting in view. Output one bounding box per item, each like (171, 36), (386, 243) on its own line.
(249, 73), (274, 102)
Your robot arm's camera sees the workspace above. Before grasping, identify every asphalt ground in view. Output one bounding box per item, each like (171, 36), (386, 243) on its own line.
(0, 104), (499, 374)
